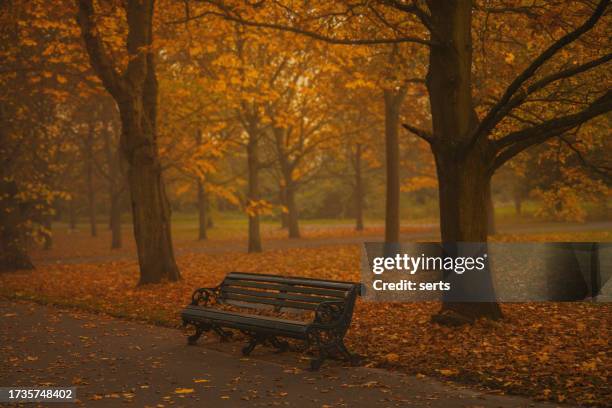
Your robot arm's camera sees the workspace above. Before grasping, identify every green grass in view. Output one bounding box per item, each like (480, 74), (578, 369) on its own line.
(51, 197), (608, 244)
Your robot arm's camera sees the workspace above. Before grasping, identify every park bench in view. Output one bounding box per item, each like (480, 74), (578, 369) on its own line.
(181, 272), (362, 370)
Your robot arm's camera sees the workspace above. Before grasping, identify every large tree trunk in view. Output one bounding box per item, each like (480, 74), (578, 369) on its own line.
(78, 0), (179, 283)
(0, 180), (34, 271)
(122, 124), (179, 283)
(197, 179), (208, 240)
(383, 88), (405, 244)
(427, 0), (502, 322)
(85, 123), (97, 237)
(247, 135), (262, 252)
(434, 154), (501, 322)
(354, 143), (364, 231)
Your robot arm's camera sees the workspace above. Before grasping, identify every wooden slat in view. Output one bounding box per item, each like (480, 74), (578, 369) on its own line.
(223, 279), (348, 298)
(222, 292), (318, 310)
(222, 286), (336, 304)
(226, 272), (358, 291)
(183, 305), (307, 325)
(182, 306), (308, 334)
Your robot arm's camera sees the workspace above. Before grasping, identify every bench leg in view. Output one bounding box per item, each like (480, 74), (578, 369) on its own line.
(309, 331), (332, 371)
(310, 347), (328, 371)
(269, 337), (289, 352)
(337, 340), (362, 366)
(187, 326), (204, 345)
(213, 326), (233, 342)
(242, 333), (265, 356)
(308, 331), (360, 370)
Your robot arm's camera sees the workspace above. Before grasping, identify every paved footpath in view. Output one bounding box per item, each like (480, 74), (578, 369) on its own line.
(1, 300), (569, 408)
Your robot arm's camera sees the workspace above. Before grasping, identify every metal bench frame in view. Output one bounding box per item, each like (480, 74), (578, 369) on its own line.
(181, 272), (361, 370)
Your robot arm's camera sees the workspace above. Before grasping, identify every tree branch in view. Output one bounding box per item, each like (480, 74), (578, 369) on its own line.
(491, 90), (612, 171)
(381, 0), (435, 35)
(402, 123), (434, 144)
(469, 0), (609, 147)
(179, 1), (432, 46)
(559, 136), (612, 182)
(76, 0), (125, 99)
(482, 53), (611, 147)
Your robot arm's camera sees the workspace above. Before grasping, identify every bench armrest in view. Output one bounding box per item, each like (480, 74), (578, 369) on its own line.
(191, 287), (221, 306)
(311, 300), (347, 329)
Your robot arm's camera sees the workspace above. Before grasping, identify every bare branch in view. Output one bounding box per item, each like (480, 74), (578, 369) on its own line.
(482, 53), (611, 145)
(491, 90), (612, 171)
(559, 136), (612, 182)
(469, 0), (609, 147)
(176, 1), (432, 46)
(402, 123), (433, 144)
(381, 0), (435, 35)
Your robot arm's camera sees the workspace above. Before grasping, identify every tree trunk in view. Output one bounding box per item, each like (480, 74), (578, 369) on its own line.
(69, 199), (77, 231)
(285, 183), (300, 238)
(195, 129), (208, 241)
(0, 180), (34, 271)
(514, 196), (522, 215)
(197, 179), (208, 240)
(247, 135), (262, 252)
(43, 216), (52, 250)
(279, 183), (288, 229)
(78, 0), (179, 283)
(85, 123), (97, 237)
(354, 143), (364, 231)
(274, 127), (300, 238)
(427, 0), (502, 322)
(513, 183), (523, 215)
(122, 126), (179, 283)
(433, 150), (502, 322)
(109, 193), (122, 249)
(383, 88), (405, 244)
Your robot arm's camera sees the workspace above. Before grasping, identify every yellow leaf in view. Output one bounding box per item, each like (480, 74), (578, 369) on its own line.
(438, 369), (458, 376)
(174, 388), (194, 394)
(384, 353), (399, 363)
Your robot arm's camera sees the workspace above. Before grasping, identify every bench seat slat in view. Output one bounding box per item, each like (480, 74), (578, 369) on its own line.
(182, 305), (308, 335)
(222, 292), (319, 310)
(222, 287), (337, 304)
(226, 272), (356, 291)
(224, 279), (347, 298)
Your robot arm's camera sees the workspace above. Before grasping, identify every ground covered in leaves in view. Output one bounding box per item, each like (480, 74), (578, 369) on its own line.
(2, 231), (610, 406)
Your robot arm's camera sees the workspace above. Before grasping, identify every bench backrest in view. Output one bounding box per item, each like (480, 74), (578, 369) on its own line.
(218, 272), (360, 313)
